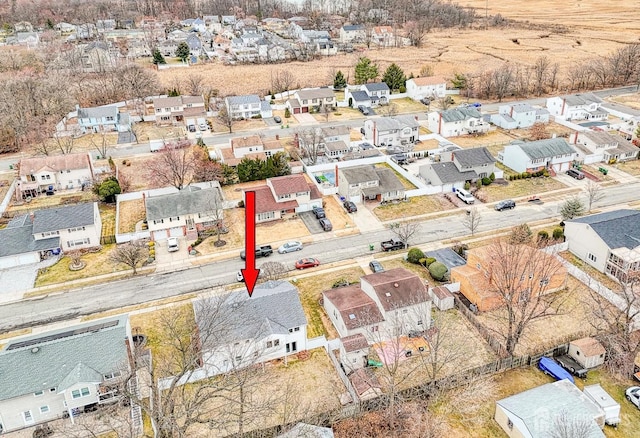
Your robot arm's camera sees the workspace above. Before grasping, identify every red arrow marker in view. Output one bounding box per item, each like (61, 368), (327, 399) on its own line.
(241, 191), (260, 297)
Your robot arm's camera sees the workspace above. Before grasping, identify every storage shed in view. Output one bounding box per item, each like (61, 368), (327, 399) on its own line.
(429, 286), (455, 311)
(569, 337), (606, 369)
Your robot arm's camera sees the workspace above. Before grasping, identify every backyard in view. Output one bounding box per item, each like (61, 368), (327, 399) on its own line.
(118, 198), (146, 234)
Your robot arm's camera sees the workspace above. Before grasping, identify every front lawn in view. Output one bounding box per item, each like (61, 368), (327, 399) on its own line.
(475, 176), (568, 202)
(373, 195), (452, 221)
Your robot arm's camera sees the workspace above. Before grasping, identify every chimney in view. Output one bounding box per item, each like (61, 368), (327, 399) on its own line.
(573, 131), (578, 144)
(438, 113), (442, 135)
(334, 165), (339, 187)
(510, 105), (514, 118)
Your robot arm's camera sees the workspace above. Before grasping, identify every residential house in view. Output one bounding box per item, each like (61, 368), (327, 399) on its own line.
(17, 153), (95, 196)
(568, 337), (606, 369)
(225, 95), (272, 120)
(153, 95), (206, 125)
(144, 182), (225, 241)
(219, 135), (286, 167)
(429, 286), (454, 311)
(96, 19), (116, 32)
(339, 24), (366, 43)
(495, 380), (605, 438)
(363, 115), (419, 150)
(370, 26), (395, 47)
(186, 33), (203, 57)
(249, 174), (322, 223)
(427, 107), (490, 137)
(287, 88), (336, 114)
(321, 125), (351, 159)
(419, 146), (495, 191)
(340, 333), (369, 372)
(77, 105), (130, 134)
(406, 76), (447, 100)
(79, 41), (115, 73)
(75, 23), (97, 39)
(600, 101), (640, 139)
(491, 103), (550, 129)
(7, 32), (40, 48)
(196, 281), (308, 375)
(451, 244), (568, 312)
(564, 209), (640, 282)
(338, 165), (405, 204)
(546, 93), (608, 121)
(14, 21), (34, 32)
(570, 130), (638, 164)
(497, 138), (578, 174)
(0, 316), (132, 433)
(323, 268), (431, 339)
(0, 215), (60, 269)
(345, 89), (371, 109)
(362, 82), (390, 105)
(55, 22), (77, 34)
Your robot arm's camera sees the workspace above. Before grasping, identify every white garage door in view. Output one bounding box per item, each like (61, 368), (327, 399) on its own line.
(153, 230), (168, 241)
(169, 227), (184, 237)
(0, 253), (40, 269)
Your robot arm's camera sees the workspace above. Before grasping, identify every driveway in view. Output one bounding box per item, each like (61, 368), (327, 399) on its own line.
(349, 203), (386, 232)
(298, 211), (325, 234)
(155, 237), (193, 272)
(0, 257), (60, 304)
(293, 113), (317, 125)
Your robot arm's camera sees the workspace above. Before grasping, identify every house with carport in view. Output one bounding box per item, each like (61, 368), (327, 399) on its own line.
(497, 138), (577, 174)
(337, 165), (405, 204)
(564, 209), (640, 282)
(249, 174), (322, 223)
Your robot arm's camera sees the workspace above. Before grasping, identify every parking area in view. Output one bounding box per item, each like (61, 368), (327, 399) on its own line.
(154, 237), (192, 271)
(298, 211), (325, 234)
(0, 257), (60, 303)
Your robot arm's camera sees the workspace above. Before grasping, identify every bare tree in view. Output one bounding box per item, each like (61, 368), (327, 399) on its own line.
(296, 128), (324, 165)
(528, 122), (550, 141)
(508, 223), (533, 245)
(389, 221), (421, 248)
(260, 261), (288, 282)
(216, 103), (233, 133)
(584, 180), (604, 213)
(184, 74), (206, 96)
(319, 102), (332, 122)
(548, 409), (601, 438)
(147, 141), (196, 190)
(461, 207), (482, 236)
(492, 64), (514, 102)
(199, 182), (227, 247)
(54, 134), (75, 154)
(378, 103), (399, 118)
(270, 70), (296, 98)
(91, 131), (111, 159)
(482, 240), (568, 355)
(109, 241), (149, 275)
(532, 55), (551, 96)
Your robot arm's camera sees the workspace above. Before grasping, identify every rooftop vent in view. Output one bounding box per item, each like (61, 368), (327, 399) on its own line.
(31, 347), (40, 354)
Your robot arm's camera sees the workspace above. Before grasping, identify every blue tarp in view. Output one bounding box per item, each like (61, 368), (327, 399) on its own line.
(538, 357), (575, 384)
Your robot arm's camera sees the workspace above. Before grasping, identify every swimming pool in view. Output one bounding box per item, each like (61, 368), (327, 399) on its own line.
(314, 172), (336, 186)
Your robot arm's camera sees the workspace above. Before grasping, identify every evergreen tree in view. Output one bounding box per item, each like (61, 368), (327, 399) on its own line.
(451, 73), (468, 90)
(382, 63), (407, 91)
(560, 197), (586, 220)
(354, 57), (379, 84)
(333, 70), (347, 89)
(176, 42), (190, 62)
(152, 48), (166, 65)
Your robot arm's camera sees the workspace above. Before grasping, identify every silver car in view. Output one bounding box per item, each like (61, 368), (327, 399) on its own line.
(278, 241), (303, 254)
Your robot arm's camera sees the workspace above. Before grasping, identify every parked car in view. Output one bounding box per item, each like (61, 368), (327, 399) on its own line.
(167, 237), (179, 252)
(343, 201), (358, 213)
(312, 207), (326, 219)
(626, 386), (640, 409)
(420, 97), (431, 105)
(566, 168), (585, 180)
(278, 241), (303, 253)
(319, 218), (332, 231)
(360, 142), (373, 150)
(295, 257), (320, 269)
(240, 245), (273, 260)
(358, 105), (370, 115)
(495, 199), (516, 211)
(274, 116), (282, 123)
(236, 270), (263, 282)
(369, 260), (384, 273)
(456, 188), (475, 204)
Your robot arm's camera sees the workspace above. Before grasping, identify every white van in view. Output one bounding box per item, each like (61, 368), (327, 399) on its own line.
(197, 118), (208, 131)
(456, 188), (475, 204)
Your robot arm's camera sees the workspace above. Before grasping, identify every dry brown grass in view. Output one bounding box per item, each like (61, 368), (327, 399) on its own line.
(130, 122), (185, 143)
(373, 195), (453, 222)
(616, 159), (640, 176)
(118, 198), (146, 233)
(116, 155), (161, 192)
(475, 177), (569, 202)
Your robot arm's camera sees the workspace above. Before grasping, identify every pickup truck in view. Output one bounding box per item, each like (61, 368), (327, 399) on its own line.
(240, 245), (273, 260)
(381, 239), (405, 252)
(555, 355), (588, 379)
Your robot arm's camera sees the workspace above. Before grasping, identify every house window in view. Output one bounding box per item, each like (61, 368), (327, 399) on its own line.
(267, 341), (273, 348)
(23, 411), (34, 425)
(67, 238), (90, 248)
(588, 253), (597, 262)
(235, 355), (242, 361)
(40, 406), (49, 414)
(294, 327), (300, 332)
(34, 390), (44, 396)
(274, 339), (280, 346)
(103, 371), (121, 380)
(402, 309), (408, 314)
(72, 387), (90, 398)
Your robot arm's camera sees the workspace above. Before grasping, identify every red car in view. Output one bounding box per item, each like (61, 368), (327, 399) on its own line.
(295, 258), (320, 270)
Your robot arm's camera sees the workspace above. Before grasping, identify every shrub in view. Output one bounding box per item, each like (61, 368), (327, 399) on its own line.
(464, 182), (471, 190)
(428, 261), (448, 281)
(238, 200), (245, 208)
(552, 227), (564, 240)
(489, 172), (495, 181)
(332, 278), (349, 288)
(537, 230), (549, 240)
(418, 258), (428, 267)
(424, 257), (436, 267)
(407, 247), (425, 264)
(521, 172), (529, 179)
(284, 108), (291, 118)
(452, 242), (468, 257)
(476, 179), (482, 189)
(482, 177), (491, 185)
(147, 241), (155, 247)
(399, 85), (406, 93)
(251, 114), (262, 119)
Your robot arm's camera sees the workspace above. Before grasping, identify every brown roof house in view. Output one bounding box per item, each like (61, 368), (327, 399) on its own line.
(568, 337), (606, 369)
(451, 244), (568, 312)
(340, 333), (370, 372)
(219, 135), (285, 167)
(323, 268), (431, 340)
(247, 174), (323, 223)
(153, 95), (206, 126)
(17, 152), (95, 199)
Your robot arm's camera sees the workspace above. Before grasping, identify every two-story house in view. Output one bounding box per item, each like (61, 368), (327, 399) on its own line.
(145, 182), (225, 241)
(77, 105), (131, 134)
(428, 107), (490, 137)
(570, 130), (638, 164)
(320, 125), (351, 159)
(287, 88), (335, 114)
(225, 95), (272, 120)
(153, 95), (206, 126)
(490, 103), (550, 129)
(546, 93), (608, 121)
(323, 268), (431, 340)
(451, 244), (568, 311)
(565, 209), (640, 282)
(338, 165), (405, 204)
(0, 316), (132, 433)
(362, 83), (390, 105)
(250, 174), (322, 223)
(418, 147), (496, 192)
(32, 203), (102, 251)
(497, 138), (578, 174)
(196, 281), (308, 375)
(219, 135), (286, 167)
(339, 24), (366, 43)
(17, 153), (95, 197)
(406, 76), (447, 100)
(363, 115), (419, 150)
(78, 41), (115, 73)
(370, 26), (395, 47)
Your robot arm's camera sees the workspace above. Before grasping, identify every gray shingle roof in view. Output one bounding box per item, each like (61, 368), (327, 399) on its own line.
(350, 91), (370, 102)
(567, 209), (640, 250)
(195, 281), (307, 347)
(510, 103), (535, 113)
(364, 82), (389, 92)
(515, 138), (576, 160)
(145, 185), (223, 221)
(428, 162), (478, 184)
(563, 92), (602, 106)
(0, 316), (129, 400)
(439, 107), (482, 123)
(375, 167), (405, 193)
(340, 165), (378, 184)
(0, 219), (60, 258)
(78, 105), (118, 120)
(452, 147), (496, 167)
(373, 116), (418, 132)
(342, 25), (364, 31)
(32, 203), (96, 234)
(226, 94), (261, 106)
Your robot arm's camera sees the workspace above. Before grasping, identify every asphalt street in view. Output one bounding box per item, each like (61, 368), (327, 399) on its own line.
(0, 180), (638, 333)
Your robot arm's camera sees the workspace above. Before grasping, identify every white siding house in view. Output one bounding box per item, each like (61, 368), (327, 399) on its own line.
(546, 93), (608, 121)
(497, 138), (577, 174)
(427, 108), (489, 137)
(405, 76), (447, 100)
